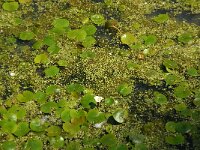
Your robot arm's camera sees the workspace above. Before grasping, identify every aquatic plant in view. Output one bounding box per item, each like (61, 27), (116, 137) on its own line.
(34, 53), (49, 64)
(14, 122), (30, 137)
(174, 83), (191, 99)
(44, 66), (60, 77)
(49, 136), (65, 148)
(165, 134), (185, 145)
(40, 102), (57, 113)
(178, 33), (193, 44)
(1, 141), (16, 150)
(153, 14), (169, 23)
(100, 133), (117, 147)
(117, 83), (132, 96)
(120, 33), (136, 45)
(46, 126), (61, 137)
(67, 29), (87, 42)
(113, 109), (128, 123)
(82, 36), (96, 48)
(81, 93), (96, 109)
(2, 2), (19, 11)
(24, 139), (43, 150)
(19, 31), (35, 40)
(187, 67), (199, 76)
(153, 91), (168, 105)
(91, 14), (105, 25)
(142, 35), (157, 45)
(86, 109), (105, 123)
(81, 25), (97, 35)
(30, 118), (45, 132)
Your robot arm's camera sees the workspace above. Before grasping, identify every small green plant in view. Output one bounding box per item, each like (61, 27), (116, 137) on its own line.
(178, 33), (193, 44)
(66, 83), (84, 94)
(81, 94), (96, 108)
(174, 83), (191, 99)
(187, 67), (199, 76)
(17, 90), (35, 102)
(14, 122), (30, 137)
(165, 121), (177, 132)
(163, 59), (178, 70)
(104, 98), (114, 106)
(30, 118), (45, 132)
(46, 126), (61, 137)
(0, 120), (17, 133)
(67, 29), (87, 42)
(81, 25), (97, 35)
(34, 91), (47, 104)
(153, 91), (168, 105)
(153, 14), (169, 23)
(120, 33), (136, 45)
(52, 18), (69, 28)
(47, 45), (60, 54)
(165, 134), (185, 145)
(49, 136), (65, 148)
(82, 36), (96, 48)
(19, 31), (35, 40)
(91, 14), (105, 25)
(142, 35), (157, 45)
(46, 85), (59, 95)
(1, 141), (16, 150)
(44, 66), (60, 77)
(40, 102), (57, 113)
(100, 133), (117, 147)
(2, 2), (19, 11)
(113, 109), (128, 123)
(165, 74), (179, 85)
(86, 109), (105, 123)
(34, 53), (49, 64)
(61, 109), (71, 122)
(80, 51), (95, 59)
(24, 139), (43, 150)
(117, 83), (132, 96)
(43, 36), (56, 46)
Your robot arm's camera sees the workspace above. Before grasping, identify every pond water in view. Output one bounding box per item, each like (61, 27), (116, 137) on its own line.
(0, 0), (200, 150)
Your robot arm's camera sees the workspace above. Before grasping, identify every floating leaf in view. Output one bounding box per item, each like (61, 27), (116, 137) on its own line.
(1, 141), (16, 150)
(134, 143), (148, 150)
(57, 60), (68, 67)
(32, 40), (43, 49)
(44, 66), (59, 77)
(14, 122), (30, 137)
(178, 33), (193, 44)
(40, 102), (57, 113)
(2, 2), (19, 11)
(142, 35), (157, 45)
(24, 139), (43, 150)
(52, 18), (69, 28)
(82, 36), (96, 48)
(81, 25), (97, 35)
(105, 98), (114, 106)
(153, 14), (169, 23)
(67, 29), (87, 42)
(61, 109), (71, 122)
(187, 67), (199, 76)
(46, 85), (58, 95)
(34, 91), (47, 104)
(34, 53), (48, 64)
(43, 36), (56, 46)
(121, 33), (136, 45)
(87, 109), (105, 123)
(30, 118), (45, 132)
(165, 121), (176, 132)
(174, 103), (187, 111)
(113, 109), (128, 123)
(46, 126), (61, 137)
(66, 83), (84, 94)
(91, 14), (105, 25)
(175, 122), (192, 133)
(19, 0), (32, 4)
(49, 136), (65, 148)
(19, 31), (35, 40)
(80, 51), (95, 59)
(81, 94), (96, 109)
(1, 120), (17, 133)
(63, 122), (80, 135)
(100, 134), (117, 147)
(165, 74), (179, 85)
(17, 90), (34, 102)
(154, 91), (167, 105)
(165, 134), (185, 145)
(174, 84), (191, 99)
(163, 60), (178, 70)
(47, 45), (60, 54)
(117, 83), (132, 96)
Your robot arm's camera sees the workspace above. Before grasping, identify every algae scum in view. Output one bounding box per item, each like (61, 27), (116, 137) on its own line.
(0, 0), (200, 149)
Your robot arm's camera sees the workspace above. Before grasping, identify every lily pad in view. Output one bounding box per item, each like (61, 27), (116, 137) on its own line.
(46, 85), (59, 95)
(66, 83), (84, 94)
(165, 121), (176, 132)
(81, 25), (97, 35)
(91, 14), (105, 25)
(61, 109), (71, 122)
(81, 94), (96, 109)
(86, 109), (105, 123)
(2, 2), (19, 11)
(82, 36), (96, 48)
(163, 60), (178, 70)
(142, 35), (157, 45)
(117, 83), (132, 96)
(187, 67), (199, 76)
(1, 120), (17, 133)
(100, 133), (117, 147)
(24, 139), (43, 150)
(1, 141), (16, 150)
(49, 136), (65, 148)
(44, 66), (60, 77)
(154, 91), (168, 105)
(174, 84), (191, 99)
(52, 18), (69, 28)
(67, 29), (87, 42)
(19, 31), (35, 40)
(153, 14), (169, 23)
(30, 118), (45, 132)
(178, 33), (193, 44)
(34, 53), (49, 64)
(40, 102), (57, 113)
(165, 74), (179, 85)
(113, 109), (128, 123)
(14, 122), (30, 137)
(121, 33), (136, 45)
(165, 134), (185, 145)
(34, 91), (47, 104)
(46, 126), (61, 136)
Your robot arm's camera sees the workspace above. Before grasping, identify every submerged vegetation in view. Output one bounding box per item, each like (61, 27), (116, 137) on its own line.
(0, 0), (200, 149)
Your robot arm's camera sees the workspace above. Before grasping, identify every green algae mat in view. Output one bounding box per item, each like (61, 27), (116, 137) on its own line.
(0, 0), (200, 149)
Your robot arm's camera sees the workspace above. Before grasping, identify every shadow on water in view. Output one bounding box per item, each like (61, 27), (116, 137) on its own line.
(146, 9), (200, 26)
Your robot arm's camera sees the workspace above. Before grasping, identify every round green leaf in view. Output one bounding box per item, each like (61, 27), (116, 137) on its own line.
(178, 33), (193, 44)
(52, 18), (69, 28)
(34, 53), (48, 64)
(61, 109), (71, 122)
(142, 35), (157, 45)
(30, 118), (45, 132)
(153, 14), (169, 23)
(19, 31), (35, 40)
(187, 67), (199, 76)
(91, 14), (105, 25)
(117, 83), (132, 96)
(44, 66), (59, 77)
(40, 102), (57, 113)
(165, 134), (185, 145)
(81, 25), (97, 35)
(100, 134), (117, 147)
(49, 136), (65, 148)
(165, 74), (179, 85)
(174, 85), (191, 99)
(14, 122), (30, 137)
(165, 121), (176, 132)
(67, 29), (87, 42)
(154, 92), (167, 105)
(46, 126), (61, 137)
(34, 91), (47, 104)
(24, 139), (43, 150)
(163, 60), (178, 70)
(46, 85), (58, 95)
(80, 94), (96, 108)
(1, 141), (16, 150)
(87, 109), (105, 123)
(113, 109), (127, 123)
(1, 120), (17, 133)
(121, 33), (136, 45)
(82, 36), (96, 48)
(2, 2), (19, 11)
